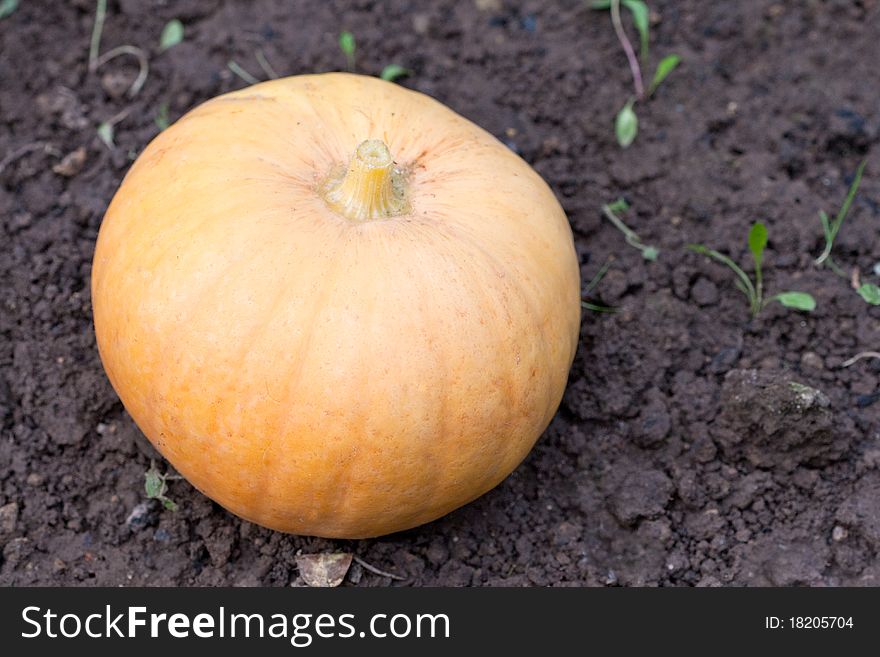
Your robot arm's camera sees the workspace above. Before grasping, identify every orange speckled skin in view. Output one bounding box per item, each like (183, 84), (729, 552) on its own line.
(92, 73), (581, 538)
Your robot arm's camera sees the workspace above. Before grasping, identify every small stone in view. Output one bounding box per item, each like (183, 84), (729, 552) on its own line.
(295, 553), (352, 588)
(26, 473), (44, 487)
(691, 435), (717, 463)
(474, 0), (502, 11)
(101, 71), (132, 99)
(0, 502), (19, 535)
(425, 539), (449, 566)
(125, 501), (154, 529)
(800, 351), (824, 371)
(709, 347), (741, 374)
(412, 14), (430, 34)
(608, 468), (674, 525)
(832, 526), (848, 542)
(691, 277), (719, 306)
(552, 521), (582, 546)
(53, 558), (67, 573)
(635, 391), (671, 447)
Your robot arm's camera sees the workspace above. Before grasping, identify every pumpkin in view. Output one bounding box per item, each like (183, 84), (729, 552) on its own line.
(92, 73), (580, 538)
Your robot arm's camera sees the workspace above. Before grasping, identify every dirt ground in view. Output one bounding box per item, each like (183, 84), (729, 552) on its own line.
(2, 0), (879, 586)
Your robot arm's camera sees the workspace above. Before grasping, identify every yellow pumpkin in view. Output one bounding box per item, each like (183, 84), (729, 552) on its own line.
(92, 73), (580, 538)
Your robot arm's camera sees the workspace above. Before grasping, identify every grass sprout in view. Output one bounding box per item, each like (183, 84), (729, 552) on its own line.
(380, 64), (411, 82)
(154, 102), (170, 131)
(592, 0), (681, 147)
(815, 159), (866, 271)
(602, 198), (659, 261)
(88, 0), (149, 97)
(227, 60), (261, 85)
(581, 258), (617, 313)
(689, 222), (816, 317)
(339, 31), (356, 71)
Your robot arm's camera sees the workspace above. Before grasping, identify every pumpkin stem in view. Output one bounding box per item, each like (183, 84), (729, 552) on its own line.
(320, 140), (410, 221)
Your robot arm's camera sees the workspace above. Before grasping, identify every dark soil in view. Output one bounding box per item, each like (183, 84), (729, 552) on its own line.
(2, 0), (879, 587)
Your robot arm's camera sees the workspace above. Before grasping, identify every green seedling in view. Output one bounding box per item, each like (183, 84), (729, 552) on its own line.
(339, 31), (356, 71)
(144, 461), (181, 512)
(89, 0), (149, 97)
(159, 19), (184, 51)
(337, 33), (409, 82)
(581, 258), (617, 313)
(227, 60), (261, 85)
(815, 159), (866, 272)
(592, 0), (681, 147)
(812, 160), (876, 305)
(602, 198), (659, 261)
(858, 283), (880, 305)
(380, 64), (411, 82)
(0, 0), (19, 20)
(615, 100), (638, 148)
(689, 222), (816, 317)
(97, 122), (115, 149)
(154, 102), (170, 131)
(226, 49), (279, 86)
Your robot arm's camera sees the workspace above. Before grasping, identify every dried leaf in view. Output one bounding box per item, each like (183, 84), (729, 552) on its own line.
(52, 147), (87, 177)
(296, 552), (352, 587)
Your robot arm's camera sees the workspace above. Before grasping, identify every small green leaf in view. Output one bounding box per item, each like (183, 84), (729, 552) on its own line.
(650, 54), (681, 94)
(748, 221), (768, 268)
(162, 498), (179, 512)
(379, 64), (411, 82)
(154, 102), (170, 131)
(774, 291), (816, 311)
(144, 470), (165, 499)
(858, 283), (880, 305)
(0, 0), (18, 19)
(607, 198), (630, 213)
(97, 122), (115, 149)
(339, 31), (356, 69)
(159, 19), (184, 51)
(642, 245), (659, 261)
(615, 100), (638, 148)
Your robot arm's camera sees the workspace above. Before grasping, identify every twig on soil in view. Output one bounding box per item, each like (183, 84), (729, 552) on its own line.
(256, 49), (280, 79)
(840, 352), (880, 368)
(352, 554), (406, 581)
(94, 45), (150, 98)
(0, 141), (59, 176)
(227, 60), (261, 86)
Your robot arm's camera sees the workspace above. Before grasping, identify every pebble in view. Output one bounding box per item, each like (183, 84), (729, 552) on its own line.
(0, 502), (19, 535)
(709, 347), (741, 374)
(691, 277), (719, 306)
(125, 502), (154, 529)
(800, 351), (824, 371)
